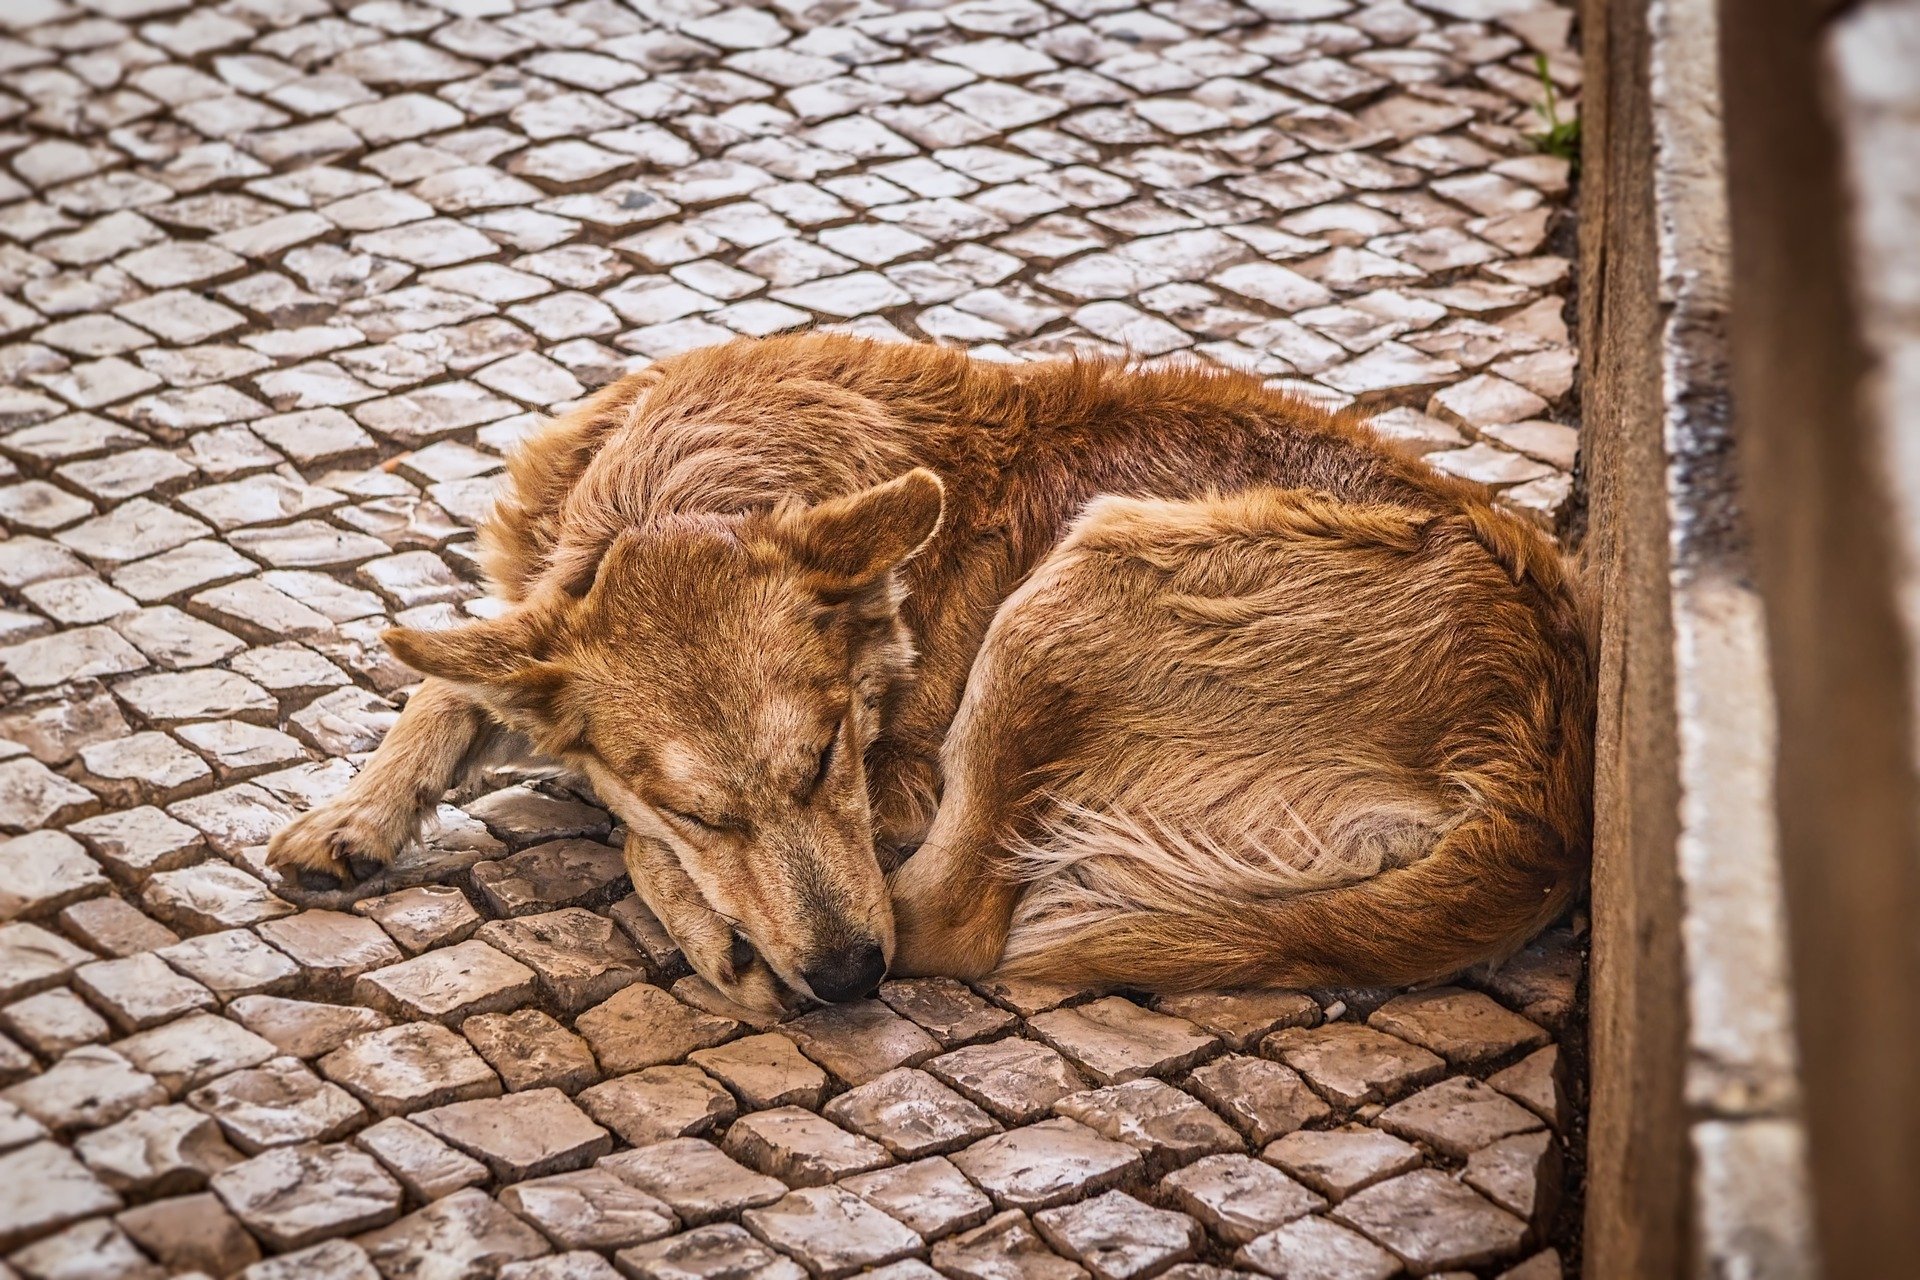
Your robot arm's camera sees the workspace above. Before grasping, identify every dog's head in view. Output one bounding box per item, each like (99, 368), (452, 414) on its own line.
(385, 469), (945, 1010)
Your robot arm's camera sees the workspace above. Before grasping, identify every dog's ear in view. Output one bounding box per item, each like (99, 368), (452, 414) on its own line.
(553, 528), (644, 599)
(383, 609), (571, 724)
(774, 468), (945, 590)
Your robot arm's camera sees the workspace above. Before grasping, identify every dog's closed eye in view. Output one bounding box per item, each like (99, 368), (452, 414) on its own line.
(806, 719), (842, 798)
(662, 805), (743, 834)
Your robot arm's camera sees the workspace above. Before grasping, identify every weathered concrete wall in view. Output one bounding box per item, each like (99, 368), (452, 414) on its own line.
(1581, 0), (1816, 1273)
(1719, 0), (1920, 1273)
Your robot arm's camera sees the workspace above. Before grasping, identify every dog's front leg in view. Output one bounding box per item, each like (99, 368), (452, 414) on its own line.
(887, 786), (1024, 979)
(621, 835), (788, 1014)
(268, 678), (498, 890)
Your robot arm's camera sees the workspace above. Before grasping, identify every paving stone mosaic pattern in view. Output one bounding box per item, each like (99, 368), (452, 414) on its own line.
(0, 0), (1584, 1274)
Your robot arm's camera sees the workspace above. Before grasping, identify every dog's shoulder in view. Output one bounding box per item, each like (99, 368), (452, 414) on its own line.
(477, 370), (661, 599)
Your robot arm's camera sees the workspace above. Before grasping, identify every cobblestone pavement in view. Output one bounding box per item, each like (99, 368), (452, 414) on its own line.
(0, 0), (1585, 1276)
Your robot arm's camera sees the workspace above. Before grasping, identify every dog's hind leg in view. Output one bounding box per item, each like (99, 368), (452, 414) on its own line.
(267, 678), (502, 890)
(886, 775), (1028, 979)
(888, 545), (1105, 979)
(896, 486), (1593, 991)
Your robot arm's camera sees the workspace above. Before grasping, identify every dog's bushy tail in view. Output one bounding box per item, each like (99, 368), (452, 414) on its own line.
(996, 807), (1582, 992)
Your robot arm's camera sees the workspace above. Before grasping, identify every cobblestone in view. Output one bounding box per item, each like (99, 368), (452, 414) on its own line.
(1236, 1214), (1402, 1280)
(723, 1105), (893, 1188)
(1366, 986), (1552, 1068)
(1162, 1153), (1327, 1247)
(1263, 1125), (1426, 1201)
(776, 997), (941, 1086)
(117, 1189), (264, 1275)
(469, 1007), (603, 1095)
(949, 1117), (1142, 1211)
(71, 1102), (241, 1198)
(578, 981), (740, 1074)
(0, 1141), (124, 1252)
(616, 1223), (806, 1280)
(354, 882), (484, 954)
(353, 937), (537, 1024)
(0, 922), (94, 1002)
(356, 1186), (552, 1279)
(925, 1037), (1086, 1124)
(0, 0), (1584, 1266)
(4, 988), (111, 1059)
(1464, 1128), (1562, 1230)
(1052, 1077), (1242, 1178)
(66, 890), (181, 959)
(690, 1032), (830, 1111)
(72, 951), (215, 1032)
(209, 1141), (403, 1251)
(141, 860), (296, 933)
(413, 1086), (613, 1182)
(255, 909), (405, 999)
(931, 1209), (1085, 1280)
(841, 1155), (996, 1242)
(473, 837), (630, 916)
(1152, 990), (1320, 1052)
(880, 977), (1018, 1048)
(1044, 1194), (1204, 1280)
(113, 1009), (278, 1096)
(4, 1045), (168, 1136)
(599, 1138), (788, 1228)
(352, 1114), (490, 1202)
(1330, 1167), (1529, 1273)
(228, 994), (390, 1061)
(1262, 1021), (1448, 1108)
(1375, 1074), (1546, 1158)
(1187, 1053), (1333, 1145)
(1028, 996), (1220, 1085)
(318, 1020), (502, 1118)
(475, 906), (650, 1013)
(825, 1066), (1001, 1159)
(1489, 1043), (1567, 1129)
(499, 1167), (679, 1252)
(0, 831), (108, 917)
(742, 1184), (924, 1279)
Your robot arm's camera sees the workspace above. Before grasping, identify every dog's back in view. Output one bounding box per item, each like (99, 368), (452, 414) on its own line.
(479, 333), (1490, 598)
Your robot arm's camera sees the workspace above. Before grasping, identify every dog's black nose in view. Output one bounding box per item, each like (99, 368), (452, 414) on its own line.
(803, 940), (887, 1003)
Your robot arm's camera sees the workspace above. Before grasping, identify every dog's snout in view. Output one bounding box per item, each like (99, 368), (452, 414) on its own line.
(803, 940), (887, 1003)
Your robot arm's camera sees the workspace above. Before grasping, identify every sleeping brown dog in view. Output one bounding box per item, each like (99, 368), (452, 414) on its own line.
(267, 333), (1594, 1012)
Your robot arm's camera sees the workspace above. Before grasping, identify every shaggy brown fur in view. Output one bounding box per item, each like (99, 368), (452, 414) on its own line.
(267, 334), (1594, 1010)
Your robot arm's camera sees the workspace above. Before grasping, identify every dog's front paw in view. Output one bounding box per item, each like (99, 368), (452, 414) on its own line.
(887, 858), (1003, 979)
(890, 910), (997, 979)
(267, 801), (409, 891)
(701, 954), (796, 1018)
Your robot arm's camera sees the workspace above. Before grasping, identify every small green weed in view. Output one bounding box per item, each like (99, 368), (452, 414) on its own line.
(1529, 53), (1581, 169)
